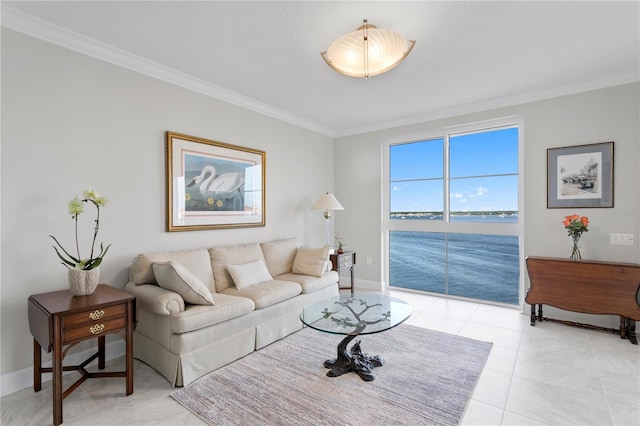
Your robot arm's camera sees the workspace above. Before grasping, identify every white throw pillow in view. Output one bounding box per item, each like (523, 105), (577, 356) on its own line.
(260, 238), (298, 276)
(292, 246), (330, 278)
(226, 260), (273, 290)
(209, 243), (266, 293)
(152, 261), (214, 305)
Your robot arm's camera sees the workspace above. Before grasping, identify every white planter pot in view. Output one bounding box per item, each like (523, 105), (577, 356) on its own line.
(68, 267), (100, 296)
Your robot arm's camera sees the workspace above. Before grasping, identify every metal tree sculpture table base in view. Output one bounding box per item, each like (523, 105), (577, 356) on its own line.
(324, 334), (384, 381)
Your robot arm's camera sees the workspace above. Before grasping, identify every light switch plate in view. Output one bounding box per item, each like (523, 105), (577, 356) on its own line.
(610, 233), (634, 245)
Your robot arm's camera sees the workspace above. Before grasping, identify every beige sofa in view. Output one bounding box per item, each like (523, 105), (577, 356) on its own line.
(123, 238), (339, 386)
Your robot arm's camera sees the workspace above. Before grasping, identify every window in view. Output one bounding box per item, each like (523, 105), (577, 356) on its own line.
(384, 120), (522, 305)
(390, 138), (444, 218)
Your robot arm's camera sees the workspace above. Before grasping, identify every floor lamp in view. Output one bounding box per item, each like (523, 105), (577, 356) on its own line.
(312, 192), (344, 248)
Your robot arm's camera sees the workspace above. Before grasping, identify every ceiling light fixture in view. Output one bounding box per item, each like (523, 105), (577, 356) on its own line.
(321, 19), (415, 79)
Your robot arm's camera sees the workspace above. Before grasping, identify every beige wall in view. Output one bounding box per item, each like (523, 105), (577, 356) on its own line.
(335, 82), (640, 321)
(0, 29), (335, 382)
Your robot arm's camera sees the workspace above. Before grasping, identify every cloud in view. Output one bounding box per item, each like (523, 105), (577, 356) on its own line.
(470, 186), (488, 198)
(392, 185), (399, 191)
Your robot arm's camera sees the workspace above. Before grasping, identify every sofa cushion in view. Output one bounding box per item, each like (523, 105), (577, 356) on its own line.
(292, 246), (330, 277)
(131, 249), (214, 290)
(221, 280), (302, 310)
(153, 261), (214, 306)
(274, 271), (339, 294)
(260, 238), (298, 276)
(227, 260), (273, 289)
(170, 293), (255, 334)
(209, 243), (267, 293)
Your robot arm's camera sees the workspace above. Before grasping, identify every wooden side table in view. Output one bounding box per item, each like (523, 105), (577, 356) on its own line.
(28, 284), (137, 425)
(330, 251), (356, 294)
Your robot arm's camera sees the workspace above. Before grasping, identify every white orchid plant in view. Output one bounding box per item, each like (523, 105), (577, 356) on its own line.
(50, 189), (111, 270)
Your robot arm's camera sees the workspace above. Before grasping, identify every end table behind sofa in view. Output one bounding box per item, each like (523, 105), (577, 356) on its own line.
(330, 251), (355, 294)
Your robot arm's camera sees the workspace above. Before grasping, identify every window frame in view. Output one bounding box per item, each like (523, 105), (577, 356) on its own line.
(382, 116), (525, 307)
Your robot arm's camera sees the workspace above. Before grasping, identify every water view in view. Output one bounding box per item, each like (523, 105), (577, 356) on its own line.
(389, 214), (520, 305)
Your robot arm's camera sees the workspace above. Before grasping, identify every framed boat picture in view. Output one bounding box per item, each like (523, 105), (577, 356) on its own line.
(166, 131), (266, 231)
(547, 142), (613, 208)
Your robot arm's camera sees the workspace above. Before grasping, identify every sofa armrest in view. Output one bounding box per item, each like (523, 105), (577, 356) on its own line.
(124, 282), (185, 315)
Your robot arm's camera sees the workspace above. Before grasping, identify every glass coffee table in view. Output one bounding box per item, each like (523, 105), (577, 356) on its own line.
(300, 294), (411, 381)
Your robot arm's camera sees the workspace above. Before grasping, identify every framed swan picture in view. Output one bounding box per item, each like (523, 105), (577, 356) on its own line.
(166, 131), (266, 231)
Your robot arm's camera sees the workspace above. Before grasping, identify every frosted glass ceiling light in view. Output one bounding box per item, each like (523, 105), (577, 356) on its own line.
(321, 19), (415, 79)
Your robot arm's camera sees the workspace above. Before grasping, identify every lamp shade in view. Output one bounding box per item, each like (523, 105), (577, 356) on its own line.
(312, 193), (344, 211)
(321, 20), (415, 79)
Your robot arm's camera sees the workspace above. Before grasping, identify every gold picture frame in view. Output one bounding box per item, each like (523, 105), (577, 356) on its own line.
(166, 131), (266, 231)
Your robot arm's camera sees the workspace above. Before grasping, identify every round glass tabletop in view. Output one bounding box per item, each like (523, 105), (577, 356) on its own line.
(300, 293), (412, 336)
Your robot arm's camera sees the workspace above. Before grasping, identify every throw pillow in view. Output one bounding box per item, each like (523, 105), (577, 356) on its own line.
(131, 249), (214, 287)
(209, 243), (266, 293)
(260, 238), (298, 276)
(226, 259), (273, 290)
(152, 261), (214, 305)
(292, 246), (330, 277)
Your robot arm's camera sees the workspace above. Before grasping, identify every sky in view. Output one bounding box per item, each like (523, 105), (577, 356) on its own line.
(390, 127), (519, 212)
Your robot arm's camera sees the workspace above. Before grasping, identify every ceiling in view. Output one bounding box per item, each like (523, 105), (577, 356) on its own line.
(2, 1), (639, 137)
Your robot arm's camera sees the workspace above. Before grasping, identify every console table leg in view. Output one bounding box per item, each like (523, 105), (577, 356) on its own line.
(98, 335), (106, 370)
(530, 304), (536, 326)
(538, 304), (544, 321)
(52, 316), (63, 426)
(33, 339), (42, 392)
(350, 266), (354, 295)
(126, 300), (134, 395)
(628, 319), (637, 345)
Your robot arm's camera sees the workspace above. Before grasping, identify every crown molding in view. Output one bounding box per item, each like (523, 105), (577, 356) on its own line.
(335, 75), (639, 138)
(1, 5), (336, 138)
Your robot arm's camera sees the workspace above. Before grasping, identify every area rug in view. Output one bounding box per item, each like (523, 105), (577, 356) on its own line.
(171, 324), (492, 426)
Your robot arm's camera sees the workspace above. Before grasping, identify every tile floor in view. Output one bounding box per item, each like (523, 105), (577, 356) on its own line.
(2, 289), (639, 425)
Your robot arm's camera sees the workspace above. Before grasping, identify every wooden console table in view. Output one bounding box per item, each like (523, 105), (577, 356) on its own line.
(525, 256), (640, 344)
(28, 284), (136, 425)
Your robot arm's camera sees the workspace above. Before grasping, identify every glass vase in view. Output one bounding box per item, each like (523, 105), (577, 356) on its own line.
(569, 235), (581, 261)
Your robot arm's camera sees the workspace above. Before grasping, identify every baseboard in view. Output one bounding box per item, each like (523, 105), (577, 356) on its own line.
(353, 278), (384, 292)
(1, 340), (125, 397)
